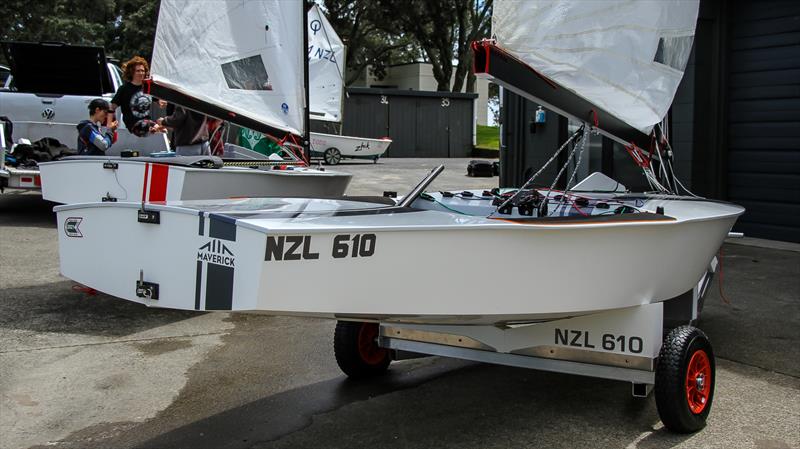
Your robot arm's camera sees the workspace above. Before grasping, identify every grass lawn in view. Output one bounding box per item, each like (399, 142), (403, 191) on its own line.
(475, 125), (500, 150)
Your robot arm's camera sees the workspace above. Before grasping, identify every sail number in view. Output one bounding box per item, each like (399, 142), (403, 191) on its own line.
(333, 234), (376, 258)
(555, 329), (643, 354)
(265, 234), (376, 261)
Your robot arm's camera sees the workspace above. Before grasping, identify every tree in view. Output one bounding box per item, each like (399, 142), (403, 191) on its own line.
(365, 0), (492, 92)
(106, 0), (161, 62)
(452, 0), (492, 93)
(367, 0), (458, 91)
(0, 0), (159, 66)
(322, 0), (419, 86)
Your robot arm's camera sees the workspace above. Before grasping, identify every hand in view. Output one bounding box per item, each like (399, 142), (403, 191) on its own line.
(151, 124), (167, 133)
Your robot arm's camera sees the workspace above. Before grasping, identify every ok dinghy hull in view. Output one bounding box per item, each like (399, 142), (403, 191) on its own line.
(310, 132), (392, 163)
(39, 157), (351, 204)
(55, 193), (743, 325)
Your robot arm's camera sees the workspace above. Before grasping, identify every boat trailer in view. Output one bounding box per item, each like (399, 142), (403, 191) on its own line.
(333, 264), (717, 434)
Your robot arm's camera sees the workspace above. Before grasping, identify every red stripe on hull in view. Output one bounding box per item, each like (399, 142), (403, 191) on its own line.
(148, 164), (169, 202)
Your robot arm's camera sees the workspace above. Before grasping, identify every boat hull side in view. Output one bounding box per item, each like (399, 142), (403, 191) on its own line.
(56, 203), (738, 325)
(310, 132), (392, 158)
(41, 160), (351, 204)
(57, 205), (266, 312)
(179, 169), (351, 200)
(250, 215), (736, 323)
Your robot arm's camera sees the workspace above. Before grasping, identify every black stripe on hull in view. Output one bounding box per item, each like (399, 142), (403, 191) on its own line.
(194, 261), (202, 311)
(205, 264), (234, 311)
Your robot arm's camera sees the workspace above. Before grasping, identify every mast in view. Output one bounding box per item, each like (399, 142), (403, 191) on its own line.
(302, 0), (311, 164)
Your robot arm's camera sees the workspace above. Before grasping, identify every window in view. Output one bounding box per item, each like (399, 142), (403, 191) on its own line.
(221, 55), (272, 91)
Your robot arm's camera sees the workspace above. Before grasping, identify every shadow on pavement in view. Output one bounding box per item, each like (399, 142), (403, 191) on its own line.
(0, 280), (199, 339)
(129, 363), (690, 449)
(0, 191), (57, 228)
(700, 243), (800, 377)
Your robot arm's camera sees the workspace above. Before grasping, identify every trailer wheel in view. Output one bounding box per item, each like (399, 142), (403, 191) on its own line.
(655, 325), (715, 433)
(323, 147), (341, 165)
(334, 321), (391, 379)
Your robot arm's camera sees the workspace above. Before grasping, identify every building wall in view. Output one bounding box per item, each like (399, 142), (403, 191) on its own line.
(351, 62), (490, 126)
(499, 0), (800, 243)
(329, 88), (477, 158)
(724, 0), (800, 242)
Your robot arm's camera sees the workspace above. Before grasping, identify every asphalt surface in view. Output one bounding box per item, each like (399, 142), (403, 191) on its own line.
(1, 158), (798, 449)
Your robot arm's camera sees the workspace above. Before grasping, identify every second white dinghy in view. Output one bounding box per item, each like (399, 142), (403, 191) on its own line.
(39, 151), (350, 204)
(40, 0), (351, 204)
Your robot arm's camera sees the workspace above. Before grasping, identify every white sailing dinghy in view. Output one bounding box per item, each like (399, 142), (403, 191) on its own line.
(39, 0), (350, 204)
(306, 4), (392, 164)
(56, 0), (742, 433)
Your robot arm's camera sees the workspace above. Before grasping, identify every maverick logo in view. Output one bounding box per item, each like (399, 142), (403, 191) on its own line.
(197, 240), (235, 267)
(64, 217), (83, 237)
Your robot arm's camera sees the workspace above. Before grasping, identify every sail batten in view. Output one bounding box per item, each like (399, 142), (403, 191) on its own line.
(151, 0), (305, 136)
(492, 0), (699, 135)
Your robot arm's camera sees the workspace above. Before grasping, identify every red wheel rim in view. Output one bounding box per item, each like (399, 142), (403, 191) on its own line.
(685, 349), (712, 414)
(357, 323), (388, 365)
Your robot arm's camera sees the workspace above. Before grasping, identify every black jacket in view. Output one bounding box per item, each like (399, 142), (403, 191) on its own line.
(161, 107), (207, 146)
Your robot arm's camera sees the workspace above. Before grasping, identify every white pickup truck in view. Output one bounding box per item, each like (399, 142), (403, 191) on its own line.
(0, 41), (168, 192)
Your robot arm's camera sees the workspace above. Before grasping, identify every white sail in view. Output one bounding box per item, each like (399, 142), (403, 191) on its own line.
(493, 0), (699, 134)
(151, 0), (305, 136)
(308, 4), (345, 123)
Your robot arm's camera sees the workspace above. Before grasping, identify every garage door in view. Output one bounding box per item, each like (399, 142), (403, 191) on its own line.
(727, 2), (800, 242)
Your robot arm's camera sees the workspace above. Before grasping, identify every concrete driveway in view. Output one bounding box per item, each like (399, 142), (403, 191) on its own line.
(1, 158), (798, 449)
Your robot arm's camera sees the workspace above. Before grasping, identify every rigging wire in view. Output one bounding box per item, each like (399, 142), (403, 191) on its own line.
(548, 127), (589, 215)
(490, 124), (585, 217)
(657, 123), (701, 197)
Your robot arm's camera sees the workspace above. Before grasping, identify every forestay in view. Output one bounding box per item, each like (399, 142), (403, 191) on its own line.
(493, 0), (699, 134)
(151, 0), (305, 136)
(308, 4), (345, 123)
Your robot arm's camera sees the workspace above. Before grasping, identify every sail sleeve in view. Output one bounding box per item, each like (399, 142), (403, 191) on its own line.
(151, 0), (305, 136)
(492, 0), (699, 135)
(307, 4), (345, 123)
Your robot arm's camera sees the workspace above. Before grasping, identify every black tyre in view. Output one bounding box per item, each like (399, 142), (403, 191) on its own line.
(655, 325), (715, 433)
(334, 321), (391, 379)
(323, 147), (341, 165)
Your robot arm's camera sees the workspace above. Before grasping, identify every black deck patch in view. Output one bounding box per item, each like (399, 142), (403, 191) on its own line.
(209, 214), (237, 241)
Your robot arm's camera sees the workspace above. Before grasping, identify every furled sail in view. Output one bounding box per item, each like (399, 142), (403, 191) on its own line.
(492, 0), (699, 135)
(150, 0), (305, 136)
(307, 4), (345, 123)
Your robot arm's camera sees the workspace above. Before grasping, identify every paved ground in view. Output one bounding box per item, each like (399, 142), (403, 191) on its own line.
(1, 158), (798, 449)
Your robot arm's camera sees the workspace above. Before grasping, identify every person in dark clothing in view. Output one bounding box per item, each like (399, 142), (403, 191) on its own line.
(111, 56), (161, 137)
(156, 107), (209, 155)
(77, 99), (117, 155)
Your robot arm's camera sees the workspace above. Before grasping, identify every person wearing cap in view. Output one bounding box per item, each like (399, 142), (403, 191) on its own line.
(77, 99), (118, 155)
